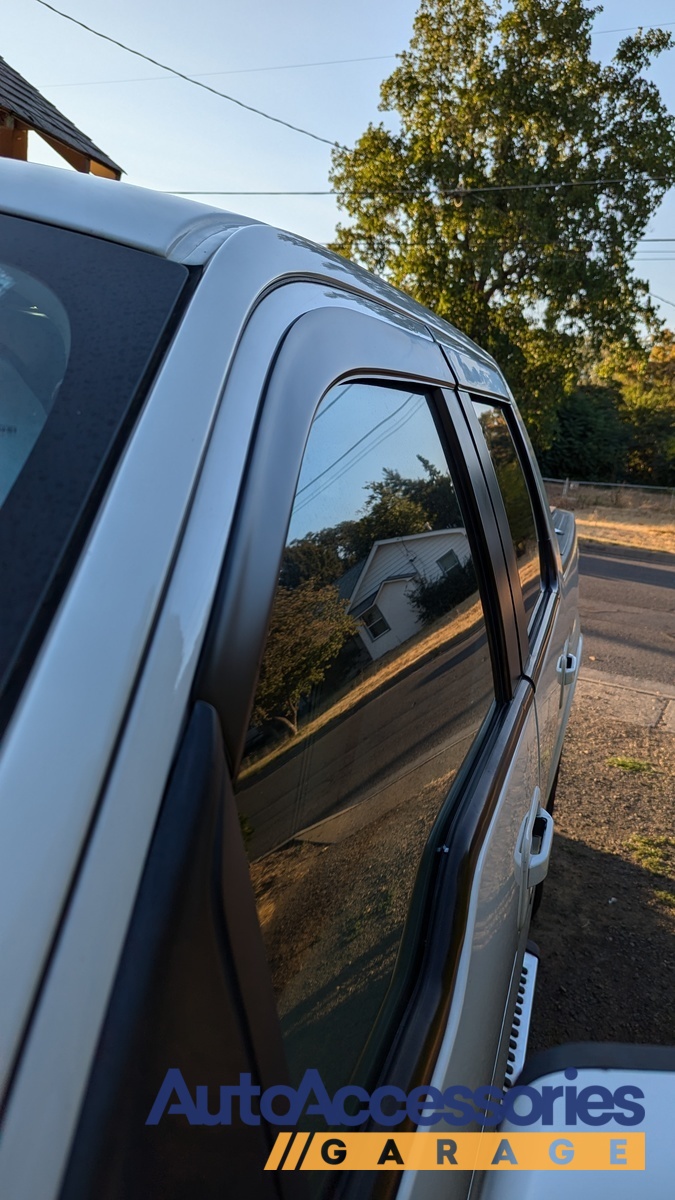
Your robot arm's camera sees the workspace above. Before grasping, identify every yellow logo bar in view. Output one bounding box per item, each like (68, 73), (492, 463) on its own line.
(265, 1131), (645, 1172)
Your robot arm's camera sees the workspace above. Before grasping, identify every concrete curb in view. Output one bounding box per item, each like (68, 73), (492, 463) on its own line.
(577, 667), (675, 731)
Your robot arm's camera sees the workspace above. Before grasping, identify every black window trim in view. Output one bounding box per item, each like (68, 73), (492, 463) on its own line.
(455, 388), (557, 673)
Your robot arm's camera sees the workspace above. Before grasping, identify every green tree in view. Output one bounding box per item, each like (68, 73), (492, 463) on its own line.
(369, 459), (464, 528)
(283, 457), (460, 582)
(590, 331), (675, 484)
(343, 487), (430, 560)
(541, 385), (628, 481)
(330, 0), (675, 450)
(281, 531), (345, 589)
(252, 582), (357, 737)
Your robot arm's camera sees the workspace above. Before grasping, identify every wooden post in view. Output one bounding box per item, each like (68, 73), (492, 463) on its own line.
(0, 114), (28, 160)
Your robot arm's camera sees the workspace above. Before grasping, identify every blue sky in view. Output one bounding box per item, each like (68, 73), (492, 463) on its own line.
(5, 1), (675, 318)
(289, 384), (445, 539)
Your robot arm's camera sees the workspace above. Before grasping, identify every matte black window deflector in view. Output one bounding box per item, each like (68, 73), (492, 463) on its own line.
(0, 215), (188, 729)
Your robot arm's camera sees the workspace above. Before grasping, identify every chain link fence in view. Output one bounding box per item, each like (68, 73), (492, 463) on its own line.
(543, 477), (675, 513)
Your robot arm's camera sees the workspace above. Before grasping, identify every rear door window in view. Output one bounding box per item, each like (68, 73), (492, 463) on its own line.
(471, 400), (544, 625)
(234, 380), (496, 1092)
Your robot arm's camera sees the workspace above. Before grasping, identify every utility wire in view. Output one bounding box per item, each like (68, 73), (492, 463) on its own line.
(31, 0), (674, 164)
(31, 0), (340, 148)
(650, 292), (675, 310)
(596, 20), (675, 35)
(36, 19), (675, 90)
(165, 175), (674, 198)
(41, 53), (398, 88)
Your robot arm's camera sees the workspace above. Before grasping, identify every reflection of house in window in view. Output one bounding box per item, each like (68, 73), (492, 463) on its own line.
(337, 528), (471, 662)
(361, 604), (390, 641)
(437, 548), (459, 576)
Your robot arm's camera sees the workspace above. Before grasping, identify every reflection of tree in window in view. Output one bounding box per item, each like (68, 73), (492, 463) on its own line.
(236, 383), (495, 1104)
(474, 402), (541, 617)
(281, 456), (462, 588)
(476, 407), (534, 556)
(252, 581), (357, 738)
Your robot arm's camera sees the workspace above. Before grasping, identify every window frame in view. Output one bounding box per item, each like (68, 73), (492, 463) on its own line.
(436, 548), (460, 577)
(196, 300), (539, 1152)
(360, 602), (391, 641)
(455, 389), (559, 674)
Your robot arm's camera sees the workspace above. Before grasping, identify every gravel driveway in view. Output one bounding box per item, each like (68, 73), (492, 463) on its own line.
(529, 667), (675, 1051)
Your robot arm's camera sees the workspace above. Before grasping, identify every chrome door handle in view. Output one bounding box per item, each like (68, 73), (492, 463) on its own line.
(528, 810), (554, 887)
(556, 651), (577, 686)
(514, 789), (554, 927)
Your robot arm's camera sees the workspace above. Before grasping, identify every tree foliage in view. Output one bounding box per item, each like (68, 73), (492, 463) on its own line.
(253, 582), (357, 736)
(330, 0), (675, 449)
(540, 329), (675, 484)
(266, 459), (466, 735)
(541, 385), (628, 481)
(282, 456), (462, 586)
(409, 558), (478, 624)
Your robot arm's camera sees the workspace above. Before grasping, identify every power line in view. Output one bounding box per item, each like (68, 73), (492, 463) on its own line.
(165, 174), (674, 198)
(31, 0), (673, 155)
(650, 292), (675, 310)
(35, 20), (675, 90)
(595, 20), (675, 35)
(40, 53), (398, 89)
(168, 191), (335, 196)
(31, 0), (339, 148)
(296, 393), (415, 499)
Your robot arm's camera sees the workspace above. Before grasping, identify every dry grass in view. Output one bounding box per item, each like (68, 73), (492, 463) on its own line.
(241, 598), (484, 779)
(573, 508), (675, 554)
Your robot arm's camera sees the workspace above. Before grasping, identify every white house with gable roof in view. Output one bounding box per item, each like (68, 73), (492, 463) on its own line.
(338, 528), (471, 662)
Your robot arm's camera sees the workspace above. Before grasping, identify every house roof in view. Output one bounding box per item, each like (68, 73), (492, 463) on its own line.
(344, 527), (467, 608)
(0, 55), (122, 176)
(349, 572), (417, 618)
(335, 559), (367, 602)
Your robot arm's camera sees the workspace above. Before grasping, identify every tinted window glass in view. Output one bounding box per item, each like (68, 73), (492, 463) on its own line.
(0, 215), (188, 725)
(235, 381), (496, 1092)
(0, 264), (71, 506)
(472, 401), (542, 621)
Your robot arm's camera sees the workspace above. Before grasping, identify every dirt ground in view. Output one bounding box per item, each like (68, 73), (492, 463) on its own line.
(529, 687), (675, 1051)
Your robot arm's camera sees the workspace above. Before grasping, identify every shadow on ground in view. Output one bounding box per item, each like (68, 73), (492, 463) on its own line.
(530, 830), (675, 1050)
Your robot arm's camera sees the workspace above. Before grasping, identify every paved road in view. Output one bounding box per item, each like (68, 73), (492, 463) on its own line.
(579, 542), (675, 685)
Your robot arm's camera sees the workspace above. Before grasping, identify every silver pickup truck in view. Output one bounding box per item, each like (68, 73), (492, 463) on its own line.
(0, 161), (580, 1200)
